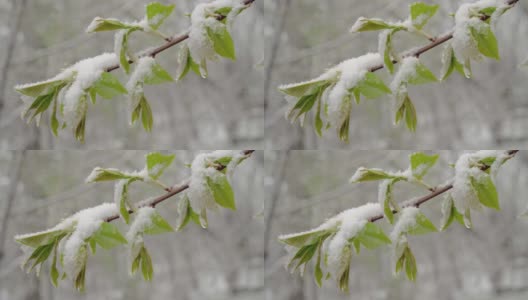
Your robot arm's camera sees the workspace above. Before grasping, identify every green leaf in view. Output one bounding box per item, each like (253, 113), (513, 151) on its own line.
(144, 211), (174, 235)
(382, 29), (397, 74)
(86, 167), (141, 182)
(140, 96), (154, 132)
(404, 96), (417, 132)
(15, 78), (66, 97)
(336, 246), (352, 292)
(145, 2), (175, 30)
(50, 244), (59, 287)
(350, 17), (405, 32)
(470, 22), (499, 60)
(279, 79), (329, 98)
(144, 62), (174, 85)
(116, 29), (136, 74)
(441, 44), (466, 80)
(145, 152), (175, 179)
(408, 212), (437, 235)
(206, 174), (236, 210)
(92, 72), (128, 99)
(23, 91), (55, 122)
(117, 179), (133, 224)
(140, 246), (153, 281)
(50, 97), (60, 136)
(355, 72), (391, 99)
(74, 112), (87, 143)
(409, 152), (439, 179)
(355, 222), (391, 249)
(404, 247), (417, 281)
(73, 246), (87, 292)
(350, 167), (405, 182)
(279, 229), (331, 248)
(338, 111), (350, 143)
(314, 99), (324, 137)
(176, 196), (192, 230)
(314, 245), (323, 287)
(441, 195), (464, 231)
(206, 25), (236, 60)
(86, 17), (140, 32)
(23, 243), (54, 271)
(380, 179), (401, 224)
(470, 174), (500, 210)
(410, 2), (439, 30)
(287, 91), (319, 121)
(177, 46), (201, 80)
(91, 222), (128, 249)
(15, 229), (66, 248)
(408, 61), (438, 85)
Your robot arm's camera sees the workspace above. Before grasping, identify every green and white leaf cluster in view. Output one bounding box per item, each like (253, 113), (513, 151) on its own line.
(14, 1), (250, 141)
(179, 150), (249, 229)
(278, 0), (515, 141)
(85, 151), (175, 224)
(279, 150), (515, 292)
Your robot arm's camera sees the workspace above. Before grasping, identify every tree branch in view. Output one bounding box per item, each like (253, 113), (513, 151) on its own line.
(105, 0), (256, 72)
(105, 150), (255, 222)
(370, 150), (519, 222)
(369, 0), (519, 73)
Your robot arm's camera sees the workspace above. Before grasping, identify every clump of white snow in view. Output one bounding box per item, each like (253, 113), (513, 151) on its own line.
(390, 206), (419, 241)
(126, 207), (155, 243)
(16, 53), (118, 129)
(58, 203), (118, 277)
(292, 203), (383, 278)
(451, 150), (501, 214)
(185, 150), (243, 216)
(452, 0), (508, 72)
(322, 53), (383, 127)
(187, 0), (245, 69)
(390, 56), (419, 93)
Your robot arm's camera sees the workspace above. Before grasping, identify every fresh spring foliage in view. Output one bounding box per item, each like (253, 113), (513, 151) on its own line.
(14, 150), (252, 292)
(278, 0), (516, 142)
(14, 0), (252, 142)
(278, 150), (516, 292)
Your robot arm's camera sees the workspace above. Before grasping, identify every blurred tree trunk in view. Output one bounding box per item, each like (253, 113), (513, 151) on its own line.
(0, 0), (27, 114)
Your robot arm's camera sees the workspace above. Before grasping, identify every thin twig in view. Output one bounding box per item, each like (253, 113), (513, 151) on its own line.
(105, 150), (255, 222)
(369, 0), (519, 73)
(369, 150), (519, 222)
(105, 0), (256, 72)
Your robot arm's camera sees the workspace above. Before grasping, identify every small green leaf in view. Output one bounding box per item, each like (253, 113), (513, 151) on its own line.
(86, 167), (141, 182)
(409, 2), (439, 30)
(86, 17), (140, 32)
(206, 25), (236, 60)
(355, 222), (391, 249)
(144, 63), (174, 85)
(381, 29), (398, 74)
(470, 22), (500, 60)
(92, 72), (128, 99)
(279, 79), (329, 98)
(408, 61), (438, 85)
(145, 152), (175, 179)
(350, 17), (405, 32)
(338, 111), (350, 143)
(404, 247), (417, 281)
(408, 212), (437, 235)
(145, 2), (175, 30)
(140, 96), (154, 132)
(15, 229), (66, 248)
(91, 222), (128, 249)
(140, 246), (154, 281)
(314, 244), (323, 287)
(206, 174), (236, 210)
(404, 96), (417, 132)
(355, 72), (391, 99)
(279, 229), (331, 248)
(144, 211), (174, 235)
(50, 245), (59, 287)
(470, 174), (500, 210)
(287, 90), (319, 122)
(350, 167), (405, 182)
(15, 78), (65, 97)
(409, 152), (439, 179)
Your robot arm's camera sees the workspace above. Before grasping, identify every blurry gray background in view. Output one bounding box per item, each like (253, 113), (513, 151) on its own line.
(0, 0), (264, 150)
(0, 150), (264, 300)
(265, 0), (528, 149)
(264, 150), (528, 300)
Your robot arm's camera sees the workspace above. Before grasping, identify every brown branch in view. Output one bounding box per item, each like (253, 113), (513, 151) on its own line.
(105, 0), (256, 72)
(105, 150), (255, 222)
(369, 0), (519, 73)
(369, 150), (519, 223)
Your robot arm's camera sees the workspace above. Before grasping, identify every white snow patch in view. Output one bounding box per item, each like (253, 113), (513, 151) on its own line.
(390, 206), (419, 241)
(126, 206), (155, 243)
(451, 150), (501, 214)
(390, 56), (419, 92)
(187, 0), (245, 66)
